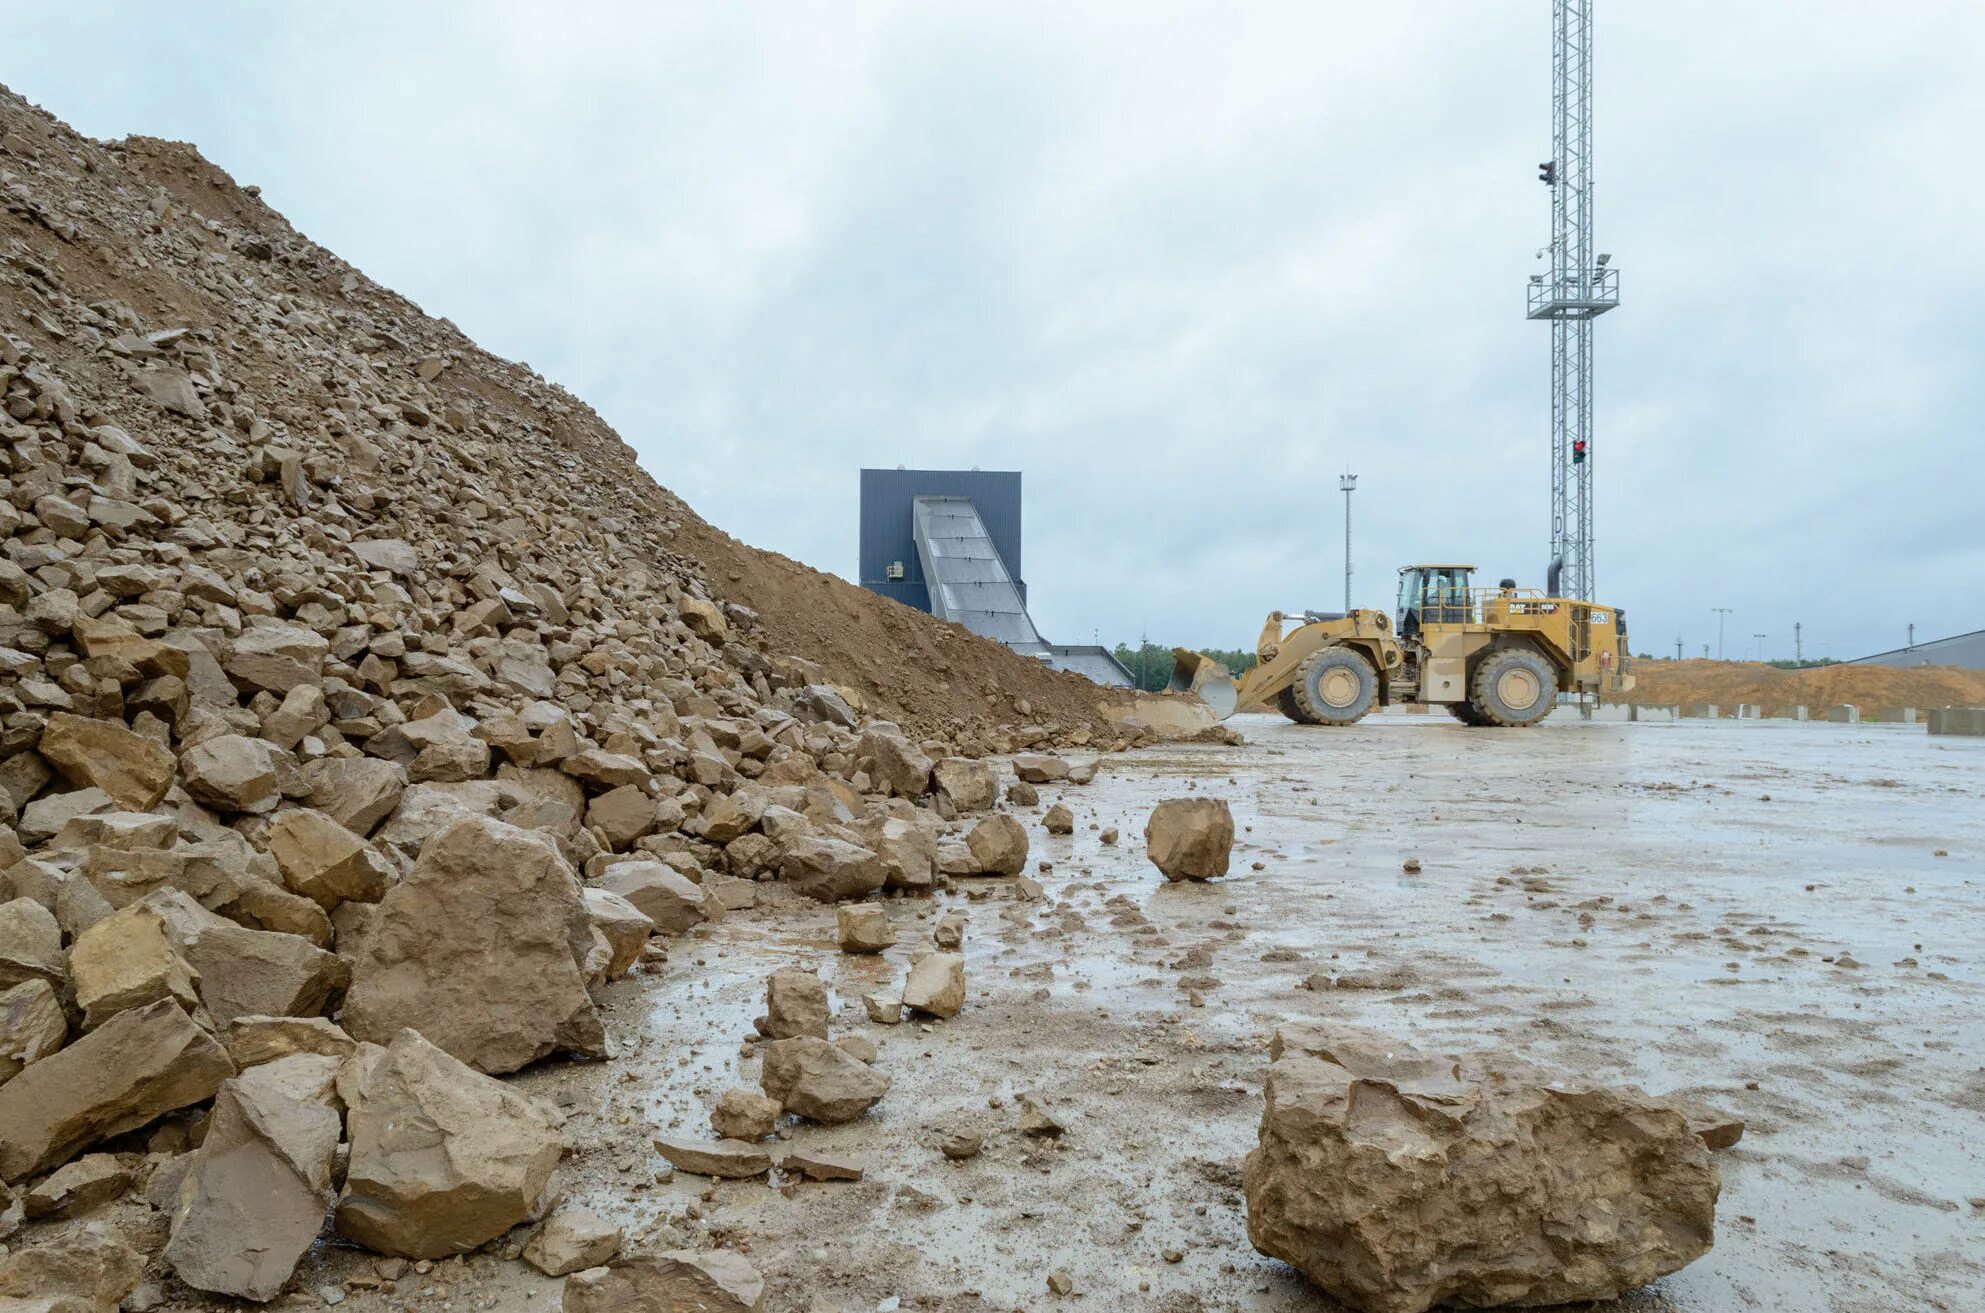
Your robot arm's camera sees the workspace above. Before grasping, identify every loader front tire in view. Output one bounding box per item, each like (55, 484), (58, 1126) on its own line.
(1291, 647), (1378, 726)
(1468, 647), (1557, 727)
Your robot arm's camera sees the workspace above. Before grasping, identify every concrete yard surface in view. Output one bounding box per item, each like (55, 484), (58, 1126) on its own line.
(310, 712), (1984, 1312)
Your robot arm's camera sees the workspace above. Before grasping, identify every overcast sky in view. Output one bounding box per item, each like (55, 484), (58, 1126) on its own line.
(8, 2), (1982, 661)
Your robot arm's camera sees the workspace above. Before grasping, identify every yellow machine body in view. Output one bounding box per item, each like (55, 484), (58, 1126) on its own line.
(1170, 564), (1634, 727)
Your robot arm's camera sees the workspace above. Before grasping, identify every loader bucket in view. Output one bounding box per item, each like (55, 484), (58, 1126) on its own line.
(1167, 648), (1239, 720)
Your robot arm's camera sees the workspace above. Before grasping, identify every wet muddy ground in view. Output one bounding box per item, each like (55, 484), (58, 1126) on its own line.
(302, 712), (1984, 1312)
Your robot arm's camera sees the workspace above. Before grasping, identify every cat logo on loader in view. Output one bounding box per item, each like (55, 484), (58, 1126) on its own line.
(1169, 564), (1634, 727)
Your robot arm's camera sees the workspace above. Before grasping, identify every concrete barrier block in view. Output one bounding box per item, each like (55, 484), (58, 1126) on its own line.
(1685, 704), (1719, 719)
(1928, 707), (1985, 736)
(1827, 704), (1860, 724)
(1793, 705), (1809, 721)
(1736, 704), (1762, 719)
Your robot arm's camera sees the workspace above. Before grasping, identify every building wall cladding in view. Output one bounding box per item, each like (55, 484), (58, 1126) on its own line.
(859, 468), (1024, 612)
(1850, 628), (1985, 671)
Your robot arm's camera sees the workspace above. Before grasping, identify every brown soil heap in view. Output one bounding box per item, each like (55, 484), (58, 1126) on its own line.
(1616, 659), (1985, 714)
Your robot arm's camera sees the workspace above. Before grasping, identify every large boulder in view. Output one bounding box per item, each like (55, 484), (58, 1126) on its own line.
(931, 757), (997, 812)
(265, 808), (393, 909)
(778, 833), (885, 903)
(758, 1036), (889, 1124)
(343, 817), (605, 1074)
(1144, 798), (1233, 880)
(582, 889), (653, 981)
(162, 1070), (341, 1301)
(1243, 1025), (1719, 1313)
(563, 1250), (764, 1313)
(336, 1029), (564, 1259)
(0, 999), (233, 1182)
(863, 815), (938, 891)
(38, 713), (175, 811)
(178, 919), (350, 1026)
(964, 814), (1028, 876)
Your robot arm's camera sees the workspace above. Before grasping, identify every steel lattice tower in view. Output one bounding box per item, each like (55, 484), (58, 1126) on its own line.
(1527, 0), (1616, 601)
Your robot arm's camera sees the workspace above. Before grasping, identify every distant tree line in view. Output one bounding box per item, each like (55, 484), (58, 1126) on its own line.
(1112, 642), (1257, 693)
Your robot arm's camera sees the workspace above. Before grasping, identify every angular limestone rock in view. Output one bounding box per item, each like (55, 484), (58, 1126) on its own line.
(855, 725), (932, 798)
(1043, 802), (1074, 834)
(23, 1154), (132, 1219)
(0, 1228), (145, 1313)
(593, 860), (715, 935)
(343, 817), (605, 1074)
(38, 713), (175, 812)
(761, 968), (829, 1040)
(710, 1088), (781, 1142)
(932, 757), (997, 812)
(178, 734), (284, 814)
(523, 1204), (622, 1277)
(835, 903), (896, 954)
(163, 1072), (340, 1301)
(1012, 753), (1070, 784)
(336, 1029), (563, 1259)
(582, 888), (653, 980)
(758, 1036), (889, 1124)
(0, 979), (67, 1082)
(300, 757), (406, 837)
(0, 897), (64, 991)
(266, 808), (393, 909)
(67, 902), (200, 1029)
(562, 1250), (764, 1313)
(0, 999), (233, 1183)
(965, 813), (1028, 877)
(1144, 798), (1234, 880)
(1243, 1024), (1719, 1313)
(652, 1136), (772, 1179)
(778, 833), (885, 903)
(902, 952), (965, 1019)
(221, 1015), (356, 1069)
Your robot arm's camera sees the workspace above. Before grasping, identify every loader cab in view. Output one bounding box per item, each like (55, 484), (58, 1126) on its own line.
(1396, 564), (1475, 639)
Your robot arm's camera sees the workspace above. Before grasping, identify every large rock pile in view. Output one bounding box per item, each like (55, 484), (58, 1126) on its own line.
(0, 83), (1113, 1299)
(1243, 1024), (1720, 1313)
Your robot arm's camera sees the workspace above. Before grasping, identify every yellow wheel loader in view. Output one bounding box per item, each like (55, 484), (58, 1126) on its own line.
(1169, 564), (1634, 727)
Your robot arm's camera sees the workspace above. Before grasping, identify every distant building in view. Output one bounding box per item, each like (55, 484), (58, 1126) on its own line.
(1850, 627), (1985, 671)
(858, 468), (1133, 687)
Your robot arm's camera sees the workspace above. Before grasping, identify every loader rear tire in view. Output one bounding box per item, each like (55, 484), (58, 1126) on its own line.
(1291, 647), (1378, 726)
(1445, 700), (1491, 726)
(1468, 647), (1557, 727)
(1276, 685), (1320, 725)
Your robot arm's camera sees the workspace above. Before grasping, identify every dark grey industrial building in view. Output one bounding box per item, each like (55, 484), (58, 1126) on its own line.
(858, 468), (1133, 687)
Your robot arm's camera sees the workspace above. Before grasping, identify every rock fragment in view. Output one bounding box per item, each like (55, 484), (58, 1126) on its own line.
(1043, 802), (1074, 834)
(711, 1089), (782, 1141)
(758, 1036), (890, 1123)
(0, 999), (233, 1183)
(965, 813), (1029, 876)
(0, 979), (67, 1082)
(932, 757), (997, 812)
(652, 1136), (772, 1179)
(562, 1250), (764, 1313)
(902, 952), (965, 1019)
(1145, 798), (1234, 880)
(523, 1205), (622, 1277)
(38, 713), (175, 811)
(337, 1029), (564, 1259)
(760, 968), (829, 1040)
(836, 903), (896, 953)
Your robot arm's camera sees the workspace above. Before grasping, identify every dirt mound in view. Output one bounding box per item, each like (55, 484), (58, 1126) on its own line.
(1617, 660), (1985, 713)
(0, 85), (1132, 749)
